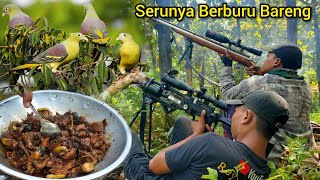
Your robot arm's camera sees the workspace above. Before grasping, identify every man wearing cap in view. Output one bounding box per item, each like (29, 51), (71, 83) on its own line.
(220, 44), (312, 164)
(124, 91), (289, 180)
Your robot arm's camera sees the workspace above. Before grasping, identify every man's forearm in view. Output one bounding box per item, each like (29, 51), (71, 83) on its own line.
(220, 66), (262, 100)
(220, 66), (236, 95)
(149, 132), (201, 175)
(160, 133), (200, 153)
(149, 111), (207, 175)
(149, 132), (200, 175)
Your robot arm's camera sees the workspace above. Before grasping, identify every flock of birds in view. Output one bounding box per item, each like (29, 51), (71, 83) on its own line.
(2, 3), (141, 75)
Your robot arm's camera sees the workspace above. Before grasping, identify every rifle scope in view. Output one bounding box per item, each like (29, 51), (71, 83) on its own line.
(161, 73), (228, 111)
(205, 30), (262, 56)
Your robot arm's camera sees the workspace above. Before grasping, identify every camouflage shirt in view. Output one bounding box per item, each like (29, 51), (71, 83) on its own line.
(220, 67), (312, 164)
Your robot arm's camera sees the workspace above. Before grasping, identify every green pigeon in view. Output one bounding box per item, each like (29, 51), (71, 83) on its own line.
(117, 33), (140, 75)
(80, 3), (110, 44)
(2, 4), (34, 28)
(12, 33), (88, 72)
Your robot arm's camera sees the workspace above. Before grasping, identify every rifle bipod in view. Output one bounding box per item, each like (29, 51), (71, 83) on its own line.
(129, 94), (156, 156)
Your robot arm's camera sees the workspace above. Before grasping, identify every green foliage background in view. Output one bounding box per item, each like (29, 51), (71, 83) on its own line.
(0, 0), (146, 45)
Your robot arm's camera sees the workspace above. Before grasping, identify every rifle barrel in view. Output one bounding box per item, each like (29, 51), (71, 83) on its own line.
(153, 18), (254, 67)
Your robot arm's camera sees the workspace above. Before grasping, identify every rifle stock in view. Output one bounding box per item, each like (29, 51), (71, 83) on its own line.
(152, 18), (254, 67)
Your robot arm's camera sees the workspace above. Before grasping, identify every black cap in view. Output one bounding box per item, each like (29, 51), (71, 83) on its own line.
(266, 44), (302, 70)
(226, 90), (290, 129)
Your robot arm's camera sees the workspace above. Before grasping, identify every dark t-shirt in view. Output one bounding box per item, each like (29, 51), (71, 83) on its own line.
(165, 133), (271, 180)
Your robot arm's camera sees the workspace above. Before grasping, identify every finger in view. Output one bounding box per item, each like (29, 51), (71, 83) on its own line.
(191, 121), (196, 129)
(206, 124), (213, 132)
(246, 71), (254, 76)
(224, 49), (231, 58)
(254, 70), (263, 75)
(246, 69), (253, 73)
(200, 110), (206, 123)
(251, 65), (261, 70)
(23, 90), (33, 108)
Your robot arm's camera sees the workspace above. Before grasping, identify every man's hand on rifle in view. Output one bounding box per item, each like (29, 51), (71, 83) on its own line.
(219, 50), (232, 67)
(191, 110), (213, 135)
(219, 49), (264, 76)
(246, 66), (263, 76)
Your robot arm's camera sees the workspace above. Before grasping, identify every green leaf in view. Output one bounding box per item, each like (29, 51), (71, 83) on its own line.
(67, 75), (74, 87)
(33, 72), (42, 87)
(112, 44), (120, 58)
(88, 42), (94, 54)
(42, 65), (52, 87)
(55, 78), (63, 89)
(90, 77), (99, 95)
(96, 77), (102, 92)
(84, 57), (93, 63)
(79, 43), (85, 60)
(52, 29), (64, 36)
(55, 78), (68, 90)
(98, 61), (106, 83)
(28, 67), (37, 78)
(42, 17), (49, 27)
(83, 84), (91, 95)
(97, 45), (108, 55)
(31, 31), (40, 46)
(268, 161), (276, 171)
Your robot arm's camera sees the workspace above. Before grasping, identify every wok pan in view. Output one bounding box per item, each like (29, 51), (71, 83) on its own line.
(0, 90), (132, 180)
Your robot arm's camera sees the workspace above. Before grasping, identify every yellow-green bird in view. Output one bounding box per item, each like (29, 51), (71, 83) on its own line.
(2, 4), (34, 28)
(12, 33), (88, 72)
(80, 3), (110, 44)
(117, 33), (140, 75)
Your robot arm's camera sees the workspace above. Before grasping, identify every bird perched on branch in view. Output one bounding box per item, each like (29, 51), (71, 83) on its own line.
(117, 33), (140, 75)
(11, 33), (88, 72)
(80, 3), (110, 44)
(2, 4), (34, 28)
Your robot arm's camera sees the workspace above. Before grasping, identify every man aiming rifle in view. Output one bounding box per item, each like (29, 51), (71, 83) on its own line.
(151, 18), (313, 165)
(123, 90), (290, 179)
(220, 44), (313, 164)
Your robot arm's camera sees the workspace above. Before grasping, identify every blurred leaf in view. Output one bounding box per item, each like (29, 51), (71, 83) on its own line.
(84, 57), (93, 63)
(112, 44), (120, 58)
(97, 45), (108, 55)
(98, 61), (106, 83)
(27, 67), (37, 78)
(55, 77), (68, 90)
(88, 43), (94, 54)
(90, 77), (99, 95)
(42, 17), (49, 28)
(31, 31), (40, 46)
(83, 84), (91, 95)
(42, 65), (52, 87)
(33, 72), (42, 86)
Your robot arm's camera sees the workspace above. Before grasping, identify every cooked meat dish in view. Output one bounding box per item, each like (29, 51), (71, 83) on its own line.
(1, 110), (109, 178)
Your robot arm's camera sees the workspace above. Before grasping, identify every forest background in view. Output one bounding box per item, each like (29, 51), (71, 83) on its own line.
(0, 0), (320, 179)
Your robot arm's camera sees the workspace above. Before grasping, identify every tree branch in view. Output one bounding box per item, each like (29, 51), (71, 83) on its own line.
(99, 71), (148, 101)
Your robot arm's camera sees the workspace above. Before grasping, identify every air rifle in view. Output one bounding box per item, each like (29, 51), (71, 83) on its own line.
(152, 18), (262, 67)
(140, 70), (231, 128)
